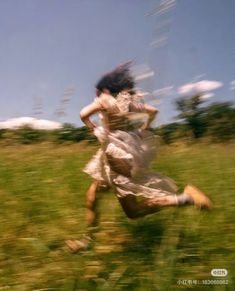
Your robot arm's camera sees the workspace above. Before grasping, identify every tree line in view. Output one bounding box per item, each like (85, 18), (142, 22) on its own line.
(0, 124), (96, 145)
(156, 95), (235, 143)
(0, 95), (234, 145)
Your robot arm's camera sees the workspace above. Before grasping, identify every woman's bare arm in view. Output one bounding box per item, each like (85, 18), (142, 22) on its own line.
(80, 101), (102, 130)
(141, 104), (158, 130)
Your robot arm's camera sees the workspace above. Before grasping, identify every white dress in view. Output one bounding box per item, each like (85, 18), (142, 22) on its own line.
(84, 92), (178, 199)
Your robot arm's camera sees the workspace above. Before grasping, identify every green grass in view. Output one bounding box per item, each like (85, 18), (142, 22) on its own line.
(0, 142), (234, 290)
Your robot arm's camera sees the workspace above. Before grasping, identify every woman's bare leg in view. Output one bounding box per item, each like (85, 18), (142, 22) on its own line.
(86, 180), (100, 228)
(118, 194), (178, 219)
(118, 184), (212, 219)
(65, 180), (100, 252)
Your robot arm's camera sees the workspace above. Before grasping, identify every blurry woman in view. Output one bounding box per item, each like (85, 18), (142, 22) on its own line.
(65, 63), (213, 252)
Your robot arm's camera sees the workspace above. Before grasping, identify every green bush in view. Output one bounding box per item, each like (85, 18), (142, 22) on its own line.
(14, 126), (45, 144)
(52, 123), (97, 143)
(0, 128), (5, 139)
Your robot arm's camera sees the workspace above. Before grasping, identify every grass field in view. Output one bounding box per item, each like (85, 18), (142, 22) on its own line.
(0, 142), (234, 290)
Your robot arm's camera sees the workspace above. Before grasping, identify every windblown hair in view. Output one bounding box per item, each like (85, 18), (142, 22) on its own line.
(96, 62), (135, 96)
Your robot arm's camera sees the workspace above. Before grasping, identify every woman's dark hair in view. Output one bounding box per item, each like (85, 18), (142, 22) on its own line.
(96, 62), (135, 96)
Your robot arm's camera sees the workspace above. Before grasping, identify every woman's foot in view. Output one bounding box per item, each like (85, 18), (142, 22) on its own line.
(184, 184), (213, 209)
(65, 235), (92, 253)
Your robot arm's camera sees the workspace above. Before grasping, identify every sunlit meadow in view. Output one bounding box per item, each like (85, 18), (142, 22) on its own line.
(0, 141), (234, 290)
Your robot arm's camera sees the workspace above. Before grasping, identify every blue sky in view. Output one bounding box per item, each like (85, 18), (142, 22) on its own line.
(0, 0), (235, 126)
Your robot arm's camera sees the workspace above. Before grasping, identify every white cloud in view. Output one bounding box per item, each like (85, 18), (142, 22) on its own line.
(0, 117), (62, 130)
(150, 36), (168, 48)
(192, 73), (206, 82)
(200, 92), (215, 99)
(153, 86), (174, 97)
(178, 83), (195, 94)
(134, 71), (155, 81)
(177, 80), (223, 95)
(146, 0), (176, 16)
(196, 80), (223, 92)
(135, 89), (150, 97)
(133, 63), (155, 81)
(229, 80), (235, 90)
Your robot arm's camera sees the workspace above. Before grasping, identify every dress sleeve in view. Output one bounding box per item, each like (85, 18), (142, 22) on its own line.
(129, 100), (145, 112)
(94, 93), (116, 111)
(130, 93), (146, 112)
